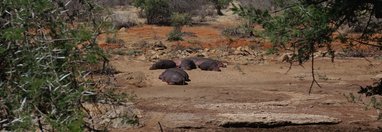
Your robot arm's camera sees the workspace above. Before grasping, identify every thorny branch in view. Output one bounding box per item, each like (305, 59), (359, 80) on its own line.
(308, 43), (321, 94)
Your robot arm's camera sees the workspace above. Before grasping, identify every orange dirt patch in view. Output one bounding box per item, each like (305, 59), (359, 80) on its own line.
(101, 25), (259, 49)
(98, 24), (380, 51)
(173, 38), (253, 49)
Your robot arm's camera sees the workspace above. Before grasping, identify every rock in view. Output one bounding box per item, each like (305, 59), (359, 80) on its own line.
(136, 55), (146, 61)
(233, 46), (253, 56)
(174, 50), (191, 58)
(278, 53), (293, 63)
(149, 54), (160, 60)
(83, 102), (141, 129)
(218, 113), (341, 128)
(196, 54), (205, 58)
(125, 71), (147, 88)
(152, 41), (167, 51)
(373, 74), (382, 79)
(335, 51), (346, 57)
(314, 51), (327, 58)
(147, 50), (155, 55)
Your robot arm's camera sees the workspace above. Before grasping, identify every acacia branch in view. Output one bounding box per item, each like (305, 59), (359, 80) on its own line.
(309, 43), (321, 95)
(158, 122), (164, 132)
(360, 9), (374, 38)
(349, 38), (382, 48)
(272, 0), (328, 14)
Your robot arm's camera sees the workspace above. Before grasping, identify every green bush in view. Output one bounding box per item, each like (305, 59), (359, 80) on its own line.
(232, 0), (381, 93)
(170, 12), (192, 27)
(0, 0), (125, 131)
(167, 13), (191, 41)
(134, 0), (215, 25)
(133, 0), (172, 25)
(232, 0), (381, 64)
(167, 29), (184, 41)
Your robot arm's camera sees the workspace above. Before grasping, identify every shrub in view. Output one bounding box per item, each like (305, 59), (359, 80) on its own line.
(134, 0), (214, 24)
(232, 0), (381, 94)
(170, 12), (192, 27)
(237, 0), (277, 10)
(96, 0), (134, 7)
(222, 25), (255, 38)
(167, 30), (184, 41)
(167, 13), (192, 41)
(169, 0), (209, 14)
(0, 0), (130, 131)
(133, 0), (172, 25)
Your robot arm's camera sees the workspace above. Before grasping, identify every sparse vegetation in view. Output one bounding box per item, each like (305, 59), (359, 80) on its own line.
(222, 25), (255, 38)
(134, 0), (217, 25)
(167, 29), (184, 41)
(106, 37), (126, 46)
(133, 0), (172, 25)
(232, 0), (381, 94)
(96, 0), (134, 7)
(167, 13), (192, 41)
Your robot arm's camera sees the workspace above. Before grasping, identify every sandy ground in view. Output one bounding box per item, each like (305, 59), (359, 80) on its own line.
(109, 56), (382, 131)
(98, 6), (382, 131)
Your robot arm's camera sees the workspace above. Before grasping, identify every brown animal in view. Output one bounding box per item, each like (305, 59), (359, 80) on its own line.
(173, 58), (182, 67)
(149, 60), (177, 70)
(179, 59), (197, 70)
(187, 57), (226, 68)
(198, 60), (221, 72)
(159, 68), (189, 85)
(166, 68), (191, 81)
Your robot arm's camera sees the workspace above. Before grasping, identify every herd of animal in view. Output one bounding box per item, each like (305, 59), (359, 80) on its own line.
(149, 57), (227, 85)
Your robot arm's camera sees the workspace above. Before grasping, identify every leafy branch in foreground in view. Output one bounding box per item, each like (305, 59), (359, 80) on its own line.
(232, 0), (381, 94)
(0, 0), (133, 131)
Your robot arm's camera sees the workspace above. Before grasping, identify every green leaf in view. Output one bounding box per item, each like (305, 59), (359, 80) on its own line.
(67, 119), (84, 132)
(2, 28), (24, 41)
